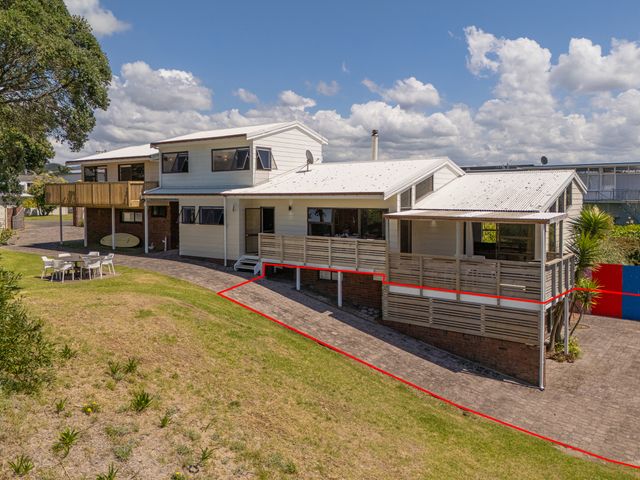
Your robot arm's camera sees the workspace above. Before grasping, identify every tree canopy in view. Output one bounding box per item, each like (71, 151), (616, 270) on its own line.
(0, 0), (111, 201)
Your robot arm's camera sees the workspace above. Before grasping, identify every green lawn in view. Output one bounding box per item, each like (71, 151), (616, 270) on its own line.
(24, 213), (73, 222)
(0, 250), (637, 479)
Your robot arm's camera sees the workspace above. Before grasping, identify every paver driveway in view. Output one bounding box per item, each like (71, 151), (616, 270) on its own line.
(6, 222), (640, 466)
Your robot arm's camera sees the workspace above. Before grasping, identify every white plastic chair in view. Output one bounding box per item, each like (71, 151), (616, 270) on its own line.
(41, 256), (54, 279)
(101, 253), (115, 275)
(51, 259), (75, 282)
(80, 256), (102, 280)
(58, 253), (71, 258)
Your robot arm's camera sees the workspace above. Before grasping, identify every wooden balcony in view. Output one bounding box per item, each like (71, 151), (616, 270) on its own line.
(258, 233), (387, 272)
(44, 181), (159, 208)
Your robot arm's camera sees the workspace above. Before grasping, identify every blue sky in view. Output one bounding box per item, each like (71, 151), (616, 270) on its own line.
(59, 0), (640, 165)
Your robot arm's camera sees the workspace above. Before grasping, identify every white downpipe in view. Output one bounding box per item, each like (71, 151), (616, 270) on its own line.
(223, 196), (227, 267)
(564, 292), (570, 354)
(337, 271), (343, 307)
(143, 202), (149, 254)
(296, 268), (301, 291)
(59, 207), (63, 245)
(539, 223), (547, 390)
(111, 207), (116, 251)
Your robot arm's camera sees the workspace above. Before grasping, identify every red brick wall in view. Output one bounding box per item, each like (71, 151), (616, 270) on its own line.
(86, 207), (173, 250)
(299, 270), (382, 310)
(380, 320), (541, 385)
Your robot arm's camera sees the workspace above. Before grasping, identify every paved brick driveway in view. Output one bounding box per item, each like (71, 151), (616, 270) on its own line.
(6, 222), (640, 466)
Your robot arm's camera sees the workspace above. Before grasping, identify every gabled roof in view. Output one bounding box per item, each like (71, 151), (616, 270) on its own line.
(150, 121), (328, 146)
(225, 158), (460, 199)
(415, 170), (581, 212)
(66, 144), (158, 165)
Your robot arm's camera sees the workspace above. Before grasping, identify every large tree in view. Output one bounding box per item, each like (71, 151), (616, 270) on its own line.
(0, 0), (111, 201)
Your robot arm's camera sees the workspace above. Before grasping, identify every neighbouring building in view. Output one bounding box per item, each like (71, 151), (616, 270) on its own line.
(45, 122), (585, 388)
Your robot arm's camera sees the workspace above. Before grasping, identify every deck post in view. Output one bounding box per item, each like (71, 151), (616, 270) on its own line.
(59, 207), (63, 245)
(223, 196), (227, 267)
(143, 202), (149, 254)
(111, 206), (116, 251)
(563, 292), (570, 355)
(83, 209), (87, 247)
(539, 223), (547, 390)
(296, 268), (301, 291)
(337, 271), (343, 307)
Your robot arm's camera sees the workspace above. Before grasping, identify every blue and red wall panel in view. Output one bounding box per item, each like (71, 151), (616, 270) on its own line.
(592, 264), (640, 320)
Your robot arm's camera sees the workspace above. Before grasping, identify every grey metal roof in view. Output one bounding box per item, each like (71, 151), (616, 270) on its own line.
(415, 170), (577, 212)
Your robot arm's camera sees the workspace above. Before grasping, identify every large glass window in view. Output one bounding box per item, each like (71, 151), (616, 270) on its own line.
(118, 163), (145, 181)
(84, 165), (107, 182)
(256, 148), (273, 170)
(120, 211), (142, 223)
(415, 175), (434, 202)
(307, 208), (387, 239)
(181, 206), (195, 224)
(400, 189), (412, 210)
(211, 148), (250, 171)
(472, 222), (535, 261)
(199, 207), (224, 225)
(162, 152), (189, 173)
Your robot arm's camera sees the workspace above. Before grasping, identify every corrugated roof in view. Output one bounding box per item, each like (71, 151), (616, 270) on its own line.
(386, 209), (566, 224)
(66, 144), (158, 164)
(225, 158), (455, 198)
(414, 170), (576, 212)
(150, 121), (328, 146)
(144, 187), (227, 196)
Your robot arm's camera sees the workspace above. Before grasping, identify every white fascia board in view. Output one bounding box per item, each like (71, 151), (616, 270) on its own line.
(246, 121), (329, 145)
(222, 193), (384, 200)
(383, 159), (458, 200)
(540, 172), (585, 212)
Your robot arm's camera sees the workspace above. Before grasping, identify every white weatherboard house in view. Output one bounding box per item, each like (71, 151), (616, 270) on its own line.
(45, 121), (585, 388)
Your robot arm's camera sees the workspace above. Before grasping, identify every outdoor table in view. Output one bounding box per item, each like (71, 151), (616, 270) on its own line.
(58, 254), (106, 278)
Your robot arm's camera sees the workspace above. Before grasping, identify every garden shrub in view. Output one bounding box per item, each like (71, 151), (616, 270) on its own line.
(0, 262), (54, 393)
(0, 228), (13, 245)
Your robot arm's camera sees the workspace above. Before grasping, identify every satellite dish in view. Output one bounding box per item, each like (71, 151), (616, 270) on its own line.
(540, 155), (548, 165)
(305, 150), (314, 164)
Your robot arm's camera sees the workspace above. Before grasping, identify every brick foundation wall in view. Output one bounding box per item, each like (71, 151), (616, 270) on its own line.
(299, 270), (382, 311)
(380, 319), (541, 385)
(86, 207), (173, 249)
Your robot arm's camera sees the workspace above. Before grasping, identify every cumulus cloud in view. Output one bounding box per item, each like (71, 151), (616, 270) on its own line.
(278, 90), (316, 110)
(64, 0), (129, 36)
(233, 88), (259, 104)
(57, 28), (640, 166)
(551, 38), (640, 93)
(363, 77), (440, 109)
(316, 80), (340, 96)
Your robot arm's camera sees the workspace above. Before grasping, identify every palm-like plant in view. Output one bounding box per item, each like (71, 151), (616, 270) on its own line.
(571, 277), (601, 335)
(571, 206), (613, 240)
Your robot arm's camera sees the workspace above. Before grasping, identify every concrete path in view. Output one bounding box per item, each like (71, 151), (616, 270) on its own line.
(5, 223), (640, 466)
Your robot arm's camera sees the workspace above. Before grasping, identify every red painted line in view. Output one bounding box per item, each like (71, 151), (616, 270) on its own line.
(217, 263), (639, 470)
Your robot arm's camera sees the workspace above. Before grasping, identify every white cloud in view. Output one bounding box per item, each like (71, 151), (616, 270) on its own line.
(551, 38), (640, 93)
(278, 90), (316, 110)
(316, 80), (340, 96)
(56, 29), (640, 167)
(363, 77), (440, 109)
(341, 61), (350, 74)
(64, 0), (129, 36)
(233, 88), (259, 104)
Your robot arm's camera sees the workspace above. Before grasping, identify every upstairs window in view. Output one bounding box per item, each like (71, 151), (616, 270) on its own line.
(162, 152), (189, 173)
(118, 163), (145, 181)
(256, 148), (273, 170)
(199, 207), (224, 225)
(181, 206), (195, 224)
(400, 189), (412, 210)
(415, 175), (434, 202)
(566, 183), (573, 207)
(84, 165), (107, 182)
(212, 148), (250, 171)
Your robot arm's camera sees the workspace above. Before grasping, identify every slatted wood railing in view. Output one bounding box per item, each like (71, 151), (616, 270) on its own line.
(44, 181), (158, 208)
(259, 233), (387, 272)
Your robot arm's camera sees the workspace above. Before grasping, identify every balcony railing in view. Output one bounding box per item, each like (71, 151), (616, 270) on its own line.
(258, 233), (387, 272)
(44, 181), (159, 208)
(584, 189), (640, 202)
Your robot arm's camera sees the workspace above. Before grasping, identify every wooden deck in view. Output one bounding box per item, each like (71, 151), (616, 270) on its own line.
(44, 181), (159, 208)
(259, 233), (387, 272)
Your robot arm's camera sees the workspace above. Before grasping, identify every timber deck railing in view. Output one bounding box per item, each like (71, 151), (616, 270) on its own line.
(44, 181), (159, 208)
(258, 233), (387, 272)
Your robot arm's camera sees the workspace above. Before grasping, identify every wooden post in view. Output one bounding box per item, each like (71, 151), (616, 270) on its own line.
(328, 237), (333, 267)
(144, 202), (149, 254)
(58, 206), (63, 245)
(496, 261), (501, 306)
(280, 234), (284, 263)
(303, 235), (307, 264)
(564, 292), (570, 355)
(539, 223), (547, 390)
(337, 271), (343, 307)
(355, 240), (359, 270)
(83, 209), (88, 248)
(222, 196), (227, 266)
(111, 206), (116, 251)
